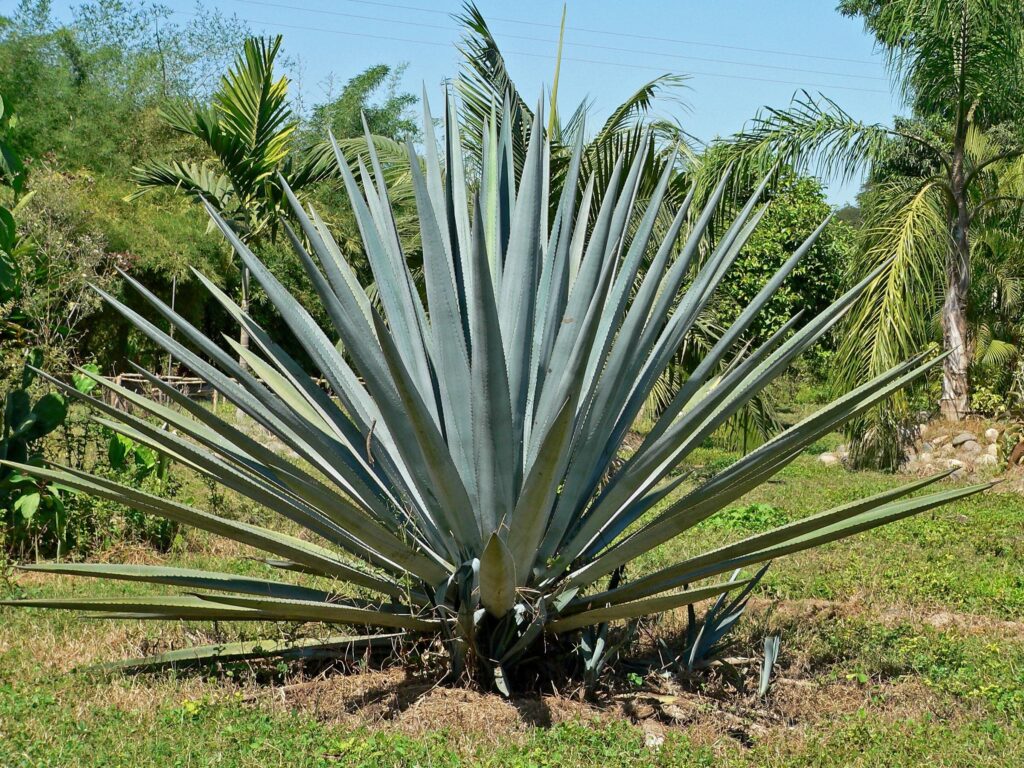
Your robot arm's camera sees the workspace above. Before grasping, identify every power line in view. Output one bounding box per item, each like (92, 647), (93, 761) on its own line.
(226, 0), (888, 83)
(185, 9), (889, 95)
(285, 0), (883, 67)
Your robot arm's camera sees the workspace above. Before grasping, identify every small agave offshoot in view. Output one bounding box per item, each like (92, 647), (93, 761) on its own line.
(0, 95), (989, 694)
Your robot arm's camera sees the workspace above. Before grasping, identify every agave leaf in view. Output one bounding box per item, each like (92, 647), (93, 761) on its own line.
(571, 473), (980, 608)
(478, 533), (517, 617)
(86, 412), (411, 580)
(505, 396), (575, 583)
(326, 134), (436, 410)
(16, 563), (334, 603)
(93, 280), (389, 523)
(95, 364), (448, 579)
(547, 579), (749, 634)
(209, 200), (464, 560)
(0, 595), (273, 621)
(190, 270), (441, 548)
(540, 193), (693, 546)
(562, 353), (943, 588)
(499, 107), (546, 477)
(444, 91), (473, 303)
(528, 129), (586, 420)
(420, 90), (452, 258)
(406, 138), (477, 497)
(468, 194), (515, 537)
(1, 461), (408, 600)
(370, 310), (479, 550)
(108, 633), (404, 671)
(198, 594), (442, 632)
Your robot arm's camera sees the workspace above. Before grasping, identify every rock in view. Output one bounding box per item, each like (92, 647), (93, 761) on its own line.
(976, 454), (998, 467)
(946, 458), (965, 468)
(932, 434), (951, 447)
(939, 444), (956, 457)
(960, 440), (981, 454)
(818, 452), (839, 466)
(952, 431), (978, 447)
(920, 441), (934, 452)
(919, 451), (934, 463)
(986, 443), (999, 457)
(985, 427), (1000, 443)
(919, 424), (931, 439)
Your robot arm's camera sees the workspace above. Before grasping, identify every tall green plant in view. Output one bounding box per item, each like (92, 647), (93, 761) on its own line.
(129, 35), (332, 357)
(0, 97), (987, 694)
(707, 0), (1024, 445)
(0, 92), (27, 316)
(1, 356), (69, 559)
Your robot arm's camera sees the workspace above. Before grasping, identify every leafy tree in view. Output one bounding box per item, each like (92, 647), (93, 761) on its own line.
(708, 0), (1024, 443)
(711, 168), (852, 350)
(306, 63), (418, 143)
(130, 35), (329, 242)
(6, 166), (118, 372)
(129, 35), (333, 357)
(0, 0), (247, 173)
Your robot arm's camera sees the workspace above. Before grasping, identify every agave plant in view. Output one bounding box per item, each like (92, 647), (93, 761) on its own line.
(0, 95), (989, 694)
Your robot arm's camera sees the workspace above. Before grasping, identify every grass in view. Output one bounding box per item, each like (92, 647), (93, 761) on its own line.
(2, 444), (1024, 766)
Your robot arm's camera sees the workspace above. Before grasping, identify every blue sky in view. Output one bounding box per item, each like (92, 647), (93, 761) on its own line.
(42, 0), (906, 205)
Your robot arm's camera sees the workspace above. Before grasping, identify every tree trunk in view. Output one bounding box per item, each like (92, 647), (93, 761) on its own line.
(939, 157), (972, 421)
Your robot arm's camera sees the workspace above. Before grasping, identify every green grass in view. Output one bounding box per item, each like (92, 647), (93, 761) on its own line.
(2, 447), (1024, 766)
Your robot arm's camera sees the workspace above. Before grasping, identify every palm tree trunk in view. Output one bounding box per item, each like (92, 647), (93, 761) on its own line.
(939, 155), (971, 421)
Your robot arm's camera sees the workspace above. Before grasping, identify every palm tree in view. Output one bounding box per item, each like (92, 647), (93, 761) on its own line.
(455, 3), (695, 219)
(128, 36), (332, 356)
(709, 0), (1024, 429)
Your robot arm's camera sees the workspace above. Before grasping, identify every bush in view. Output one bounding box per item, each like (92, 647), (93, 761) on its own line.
(7, 166), (118, 373)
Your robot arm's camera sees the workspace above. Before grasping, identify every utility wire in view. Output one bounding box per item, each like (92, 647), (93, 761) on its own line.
(226, 0), (888, 82)
(181, 9), (890, 95)
(265, 0), (883, 67)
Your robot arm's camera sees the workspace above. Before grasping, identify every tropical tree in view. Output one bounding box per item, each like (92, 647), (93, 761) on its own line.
(1, 0), (249, 174)
(707, 0), (1024, 436)
(0, 99), (987, 693)
(456, 2), (694, 219)
(129, 35), (332, 355)
(305, 63), (418, 143)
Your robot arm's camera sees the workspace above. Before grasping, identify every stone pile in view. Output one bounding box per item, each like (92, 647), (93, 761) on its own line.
(817, 424), (1003, 478)
(903, 424), (1001, 477)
